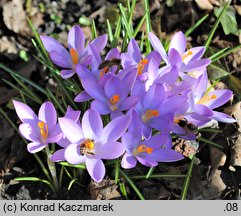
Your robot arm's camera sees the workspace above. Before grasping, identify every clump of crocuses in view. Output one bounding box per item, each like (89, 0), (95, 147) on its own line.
(13, 25), (236, 183)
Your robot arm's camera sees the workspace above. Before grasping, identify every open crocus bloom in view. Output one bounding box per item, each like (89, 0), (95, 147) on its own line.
(40, 25), (107, 79)
(148, 31), (211, 80)
(13, 100), (62, 153)
(121, 110), (183, 168)
(51, 109), (131, 182)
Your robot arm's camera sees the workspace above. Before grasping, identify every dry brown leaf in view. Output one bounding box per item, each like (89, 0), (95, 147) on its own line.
(0, 36), (19, 60)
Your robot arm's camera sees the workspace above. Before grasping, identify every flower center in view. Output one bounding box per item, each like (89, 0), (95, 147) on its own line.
(99, 66), (109, 78)
(38, 121), (48, 140)
(182, 50), (193, 62)
(142, 109), (159, 122)
(137, 59), (148, 76)
(197, 94), (217, 105)
(80, 139), (95, 156)
(109, 94), (120, 111)
(70, 48), (79, 65)
(133, 144), (153, 156)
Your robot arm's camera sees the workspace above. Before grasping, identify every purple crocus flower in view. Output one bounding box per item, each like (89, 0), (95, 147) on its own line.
(40, 25), (107, 79)
(134, 83), (188, 139)
(121, 110), (183, 168)
(81, 69), (139, 119)
(148, 31), (211, 80)
(13, 100), (62, 153)
(51, 109), (131, 182)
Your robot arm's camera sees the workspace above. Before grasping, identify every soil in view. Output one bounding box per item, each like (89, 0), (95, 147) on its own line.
(0, 0), (241, 200)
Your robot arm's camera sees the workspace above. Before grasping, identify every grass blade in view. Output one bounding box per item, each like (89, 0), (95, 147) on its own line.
(204, 1), (230, 51)
(92, 19), (97, 39)
(119, 182), (128, 199)
(107, 19), (114, 45)
(119, 3), (133, 39)
(185, 14), (209, 37)
(119, 169), (145, 200)
(114, 160), (120, 184)
(198, 137), (223, 149)
(131, 174), (187, 179)
(144, 0), (151, 53)
(133, 11), (148, 38)
(208, 46), (230, 61)
(145, 167), (155, 179)
(59, 162), (86, 169)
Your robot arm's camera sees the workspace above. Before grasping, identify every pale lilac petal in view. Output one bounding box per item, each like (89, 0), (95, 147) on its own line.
(149, 115), (173, 133)
(148, 32), (168, 63)
(49, 50), (72, 68)
(205, 90), (233, 109)
(193, 104), (213, 117)
(87, 43), (102, 71)
(110, 112), (123, 120)
(99, 114), (131, 143)
(156, 66), (179, 85)
(27, 142), (46, 153)
(82, 109), (103, 139)
(127, 38), (142, 63)
(152, 149), (184, 162)
(106, 48), (120, 60)
(181, 59), (211, 72)
(146, 51), (162, 65)
(68, 25), (85, 53)
(51, 149), (66, 162)
(128, 110), (142, 140)
(212, 111), (236, 123)
(86, 158), (105, 182)
(145, 134), (172, 149)
(121, 153), (137, 169)
(96, 141), (125, 159)
(91, 34), (108, 53)
(76, 64), (95, 80)
(60, 70), (75, 79)
(65, 144), (86, 164)
(65, 106), (81, 122)
(47, 125), (63, 143)
(57, 137), (70, 148)
(168, 48), (182, 67)
(183, 47), (205, 64)
(19, 122), (40, 142)
(137, 155), (158, 167)
(168, 31), (186, 55)
(13, 100), (38, 122)
(104, 76), (121, 99)
(40, 35), (72, 68)
(74, 91), (92, 102)
(91, 100), (110, 115)
(119, 96), (139, 111)
(38, 101), (57, 130)
(141, 123), (152, 139)
(58, 117), (83, 143)
(81, 79), (106, 102)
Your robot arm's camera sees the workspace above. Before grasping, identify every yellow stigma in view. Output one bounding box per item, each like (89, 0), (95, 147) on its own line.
(133, 144), (153, 156)
(83, 139), (95, 149)
(38, 121), (48, 140)
(70, 48), (79, 65)
(109, 94), (120, 111)
(142, 109), (159, 122)
(197, 94), (217, 105)
(137, 59), (148, 76)
(182, 50), (193, 62)
(99, 66), (109, 78)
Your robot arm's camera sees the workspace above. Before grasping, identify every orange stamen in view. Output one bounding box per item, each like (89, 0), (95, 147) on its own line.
(137, 59), (148, 76)
(38, 121), (48, 140)
(197, 94), (217, 105)
(133, 144), (153, 156)
(109, 94), (120, 111)
(142, 109), (159, 122)
(182, 50), (193, 62)
(99, 66), (109, 78)
(70, 48), (79, 65)
(82, 139), (95, 150)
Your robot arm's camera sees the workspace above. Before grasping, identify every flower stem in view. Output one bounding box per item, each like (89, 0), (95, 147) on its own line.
(45, 145), (59, 195)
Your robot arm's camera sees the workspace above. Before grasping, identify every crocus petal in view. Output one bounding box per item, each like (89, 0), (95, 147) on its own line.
(152, 149), (184, 162)
(104, 75), (121, 99)
(13, 100), (38, 122)
(144, 133), (172, 149)
(19, 122), (40, 142)
(65, 106), (81, 122)
(74, 91), (92, 102)
(99, 114), (131, 143)
(127, 38), (142, 63)
(49, 50), (72, 68)
(168, 48), (182, 67)
(110, 112), (123, 120)
(68, 25), (85, 53)
(51, 149), (66, 162)
(127, 110), (142, 140)
(90, 34), (108, 53)
(82, 109), (103, 140)
(96, 141), (125, 159)
(87, 43), (102, 71)
(121, 153), (137, 169)
(38, 101), (57, 130)
(148, 32), (168, 64)
(146, 50), (162, 65)
(65, 144), (86, 164)
(60, 70), (75, 79)
(106, 48), (120, 60)
(137, 155), (158, 167)
(76, 64), (95, 80)
(204, 90), (233, 110)
(181, 59), (211, 72)
(183, 46), (205, 64)
(27, 142), (46, 153)
(81, 79), (106, 102)
(149, 115), (173, 133)
(156, 66), (179, 85)
(141, 123), (152, 139)
(58, 117), (83, 143)
(168, 31), (186, 55)
(119, 96), (139, 111)
(86, 158), (105, 182)
(47, 125), (63, 143)
(212, 111), (236, 123)
(193, 104), (213, 117)
(40, 35), (72, 68)
(91, 100), (110, 115)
